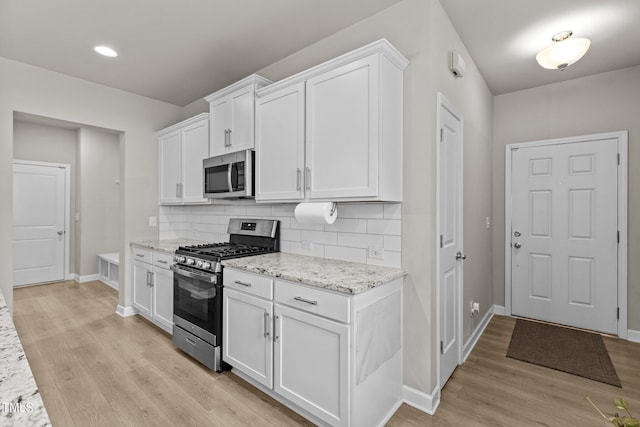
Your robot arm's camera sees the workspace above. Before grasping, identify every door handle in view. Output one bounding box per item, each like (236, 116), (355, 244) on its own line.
(305, 167), (311, 191)
(296, 168), (302, 191)
(455, 251), (466, 261)
(264, 312), (270, 338)
(514, 242), (522, 249)
(57, 230), (64, 236)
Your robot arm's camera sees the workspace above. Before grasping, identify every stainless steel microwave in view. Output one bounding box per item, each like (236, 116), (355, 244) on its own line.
(203, 150), (254, 198)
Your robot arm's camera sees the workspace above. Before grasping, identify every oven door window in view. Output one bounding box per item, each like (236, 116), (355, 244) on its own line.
(230, 161), (245, 192)
(173, 272), (217, 332)
(204, 164), (230, 194)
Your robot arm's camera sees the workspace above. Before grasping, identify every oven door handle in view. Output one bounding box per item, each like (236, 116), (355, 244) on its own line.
(170, 264), (217, 284)
(227, 163), (233, 192)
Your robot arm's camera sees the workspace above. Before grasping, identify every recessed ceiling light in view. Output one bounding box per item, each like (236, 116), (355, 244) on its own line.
(94, 45), (118, 58)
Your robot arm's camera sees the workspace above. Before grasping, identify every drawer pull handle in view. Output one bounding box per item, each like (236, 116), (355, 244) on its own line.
(135, 254), (145, 258)
(294, 296), (318, 305)
(157, 260), (168, 264)
(185, 337), (197, 346)
(234, 280), (252, 287)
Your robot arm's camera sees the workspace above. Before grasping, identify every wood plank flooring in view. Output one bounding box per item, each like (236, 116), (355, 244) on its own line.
(13, 280), (640, 426)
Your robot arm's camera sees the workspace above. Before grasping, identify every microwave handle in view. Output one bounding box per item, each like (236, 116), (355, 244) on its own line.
(227, 163), (233, 192)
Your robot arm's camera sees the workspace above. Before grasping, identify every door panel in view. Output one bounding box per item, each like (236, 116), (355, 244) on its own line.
(13, 162), (66, 286)
(437, 95), (463, 389)
(510, 138), (618, 334)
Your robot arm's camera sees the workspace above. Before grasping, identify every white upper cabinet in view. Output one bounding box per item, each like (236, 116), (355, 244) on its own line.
(255, 39), (408, 203)
(205, 74), (271, 156)
(255, 82), (306, 202)
(158, 113), (210, 205)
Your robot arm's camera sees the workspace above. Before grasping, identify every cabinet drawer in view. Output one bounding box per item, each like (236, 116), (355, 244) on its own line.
(275, 280), (350, 323)
(153, 252), (174, 270)
(224, 268), (273, 300)
(132, 247), (153, 264)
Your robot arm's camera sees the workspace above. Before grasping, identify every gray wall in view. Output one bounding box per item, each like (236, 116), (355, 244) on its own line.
(493, 65), (640, 330)
(0, 56), (183, 314)
(77, 128), (120, 276)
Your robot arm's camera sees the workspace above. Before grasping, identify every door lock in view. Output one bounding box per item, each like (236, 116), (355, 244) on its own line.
(513, 242), (522, 249)
(514, 230), (521, 237)
(455, 251), (467, 261)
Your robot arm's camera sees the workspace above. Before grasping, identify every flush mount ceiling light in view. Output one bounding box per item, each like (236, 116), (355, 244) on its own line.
(536, 31), (590, 71)
(93, 45), (118, 58)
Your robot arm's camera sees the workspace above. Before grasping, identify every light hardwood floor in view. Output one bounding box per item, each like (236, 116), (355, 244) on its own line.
(13, 280), (640, 426)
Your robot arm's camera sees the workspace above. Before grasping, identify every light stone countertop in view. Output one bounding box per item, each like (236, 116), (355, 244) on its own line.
(130, 238), (208, 254)
(0, 291), (50, 426)
(223, 252), (406, 295)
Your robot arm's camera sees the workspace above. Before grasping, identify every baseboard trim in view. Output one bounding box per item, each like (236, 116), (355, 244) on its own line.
(402, 385), (439, 415)
(74, 273), (100, 283)
(115, 305), (137, 318)
(493, 305), (506, 316)
(99, 279), (119, 291)
(628, 329), (640, 343)
(462, 305), (499, 362)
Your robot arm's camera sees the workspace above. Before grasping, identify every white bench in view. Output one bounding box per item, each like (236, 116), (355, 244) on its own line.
(98, 252), (119, 290)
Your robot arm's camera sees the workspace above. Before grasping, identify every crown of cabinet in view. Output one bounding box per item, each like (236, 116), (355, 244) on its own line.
(205, 74), (272, 156)
(256, 39), (409, 98)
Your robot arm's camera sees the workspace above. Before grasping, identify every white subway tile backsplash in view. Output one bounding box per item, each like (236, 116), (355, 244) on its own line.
(367, 219), (401, 235)
(337, 233), (384, 249)
(300, 230), (338, 246)
(324, 218), (367, 233)
(383, 203), (402, 219)
(271, 204), (296, 217)
(159, 202), (401, 267)
(367, 250), (401, 268)
(338, 203), (383, 219)
(290, 242), (325, 258)
(325, 245), (367, 264)
(384, 235), (402, 252)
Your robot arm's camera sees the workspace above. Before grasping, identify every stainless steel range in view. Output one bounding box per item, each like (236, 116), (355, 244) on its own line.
(170, 218), (279, 371)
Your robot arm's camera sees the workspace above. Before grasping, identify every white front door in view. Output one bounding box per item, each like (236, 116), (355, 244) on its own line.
(13, 161), (67, 286)
(509, 137), (620, 334)
(437, 94), (463, 388)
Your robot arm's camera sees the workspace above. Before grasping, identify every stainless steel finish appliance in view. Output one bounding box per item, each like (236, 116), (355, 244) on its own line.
(172, 218), (279, 371)
(203, 150), (254, 198)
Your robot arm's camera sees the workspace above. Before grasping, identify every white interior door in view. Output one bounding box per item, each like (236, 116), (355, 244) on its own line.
(437, 94), (463, 389)
(510, 137), (619, 334)
(13, 161), (67, 286)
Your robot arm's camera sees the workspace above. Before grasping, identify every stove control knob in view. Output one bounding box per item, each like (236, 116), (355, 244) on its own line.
(175, 255), (185, 263)
(202, 262), (211, 270)
(186, 258), (195, 266)
(196, 260), (203, 268)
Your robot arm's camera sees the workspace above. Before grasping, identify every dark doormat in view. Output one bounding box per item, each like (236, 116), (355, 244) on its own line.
(506, 319), (621, 387)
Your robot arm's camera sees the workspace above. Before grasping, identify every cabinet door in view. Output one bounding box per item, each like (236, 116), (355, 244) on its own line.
(274, 304), (349, 426)
(209, 97), (228, 156)
(255, 83), (305, 202)
(132, 260), (152, 317)
(306, 55), (379, 200)
(159, 129), (182, 204)
(228, 86), (255, 152)
(152, 266), (174, 332)
(223, 289), (274, 388)
(181, 118), (209, 204)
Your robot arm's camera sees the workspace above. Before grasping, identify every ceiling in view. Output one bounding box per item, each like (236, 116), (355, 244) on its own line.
(1, 1), (640, 106)
(0, 0), (404, 106)
(440, 0), (640, 95)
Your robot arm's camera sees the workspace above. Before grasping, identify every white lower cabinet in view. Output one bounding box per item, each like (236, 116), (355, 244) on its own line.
(131, 247), (174, 333)
(274, 303), (349, 426)
(223, 267), (403, 427)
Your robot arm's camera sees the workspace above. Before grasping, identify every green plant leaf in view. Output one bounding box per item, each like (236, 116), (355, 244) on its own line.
(622, 417), (639, 427)
(615, 398), (630, 411)
(614, 419), (625, 427)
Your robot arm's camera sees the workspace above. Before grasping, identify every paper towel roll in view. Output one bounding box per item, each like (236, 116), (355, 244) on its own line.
(294, 202), (338, 225)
